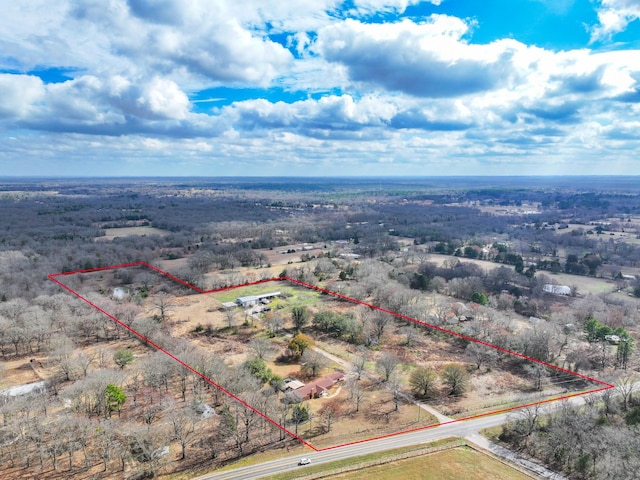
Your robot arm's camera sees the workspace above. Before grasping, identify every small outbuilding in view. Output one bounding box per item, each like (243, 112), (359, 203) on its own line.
(543, 284), (571, 296)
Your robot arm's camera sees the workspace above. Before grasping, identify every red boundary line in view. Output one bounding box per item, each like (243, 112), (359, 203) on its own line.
(49, 262), (614, 452)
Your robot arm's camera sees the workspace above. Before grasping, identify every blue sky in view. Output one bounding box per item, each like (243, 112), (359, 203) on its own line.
(1, 0), (640, 176)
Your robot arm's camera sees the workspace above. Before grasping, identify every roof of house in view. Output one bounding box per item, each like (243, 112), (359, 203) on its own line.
(284, 380), (305, 390)
(293, 372), (345, 400)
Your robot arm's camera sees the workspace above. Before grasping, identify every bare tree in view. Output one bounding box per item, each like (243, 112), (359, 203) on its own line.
(263, 312), (284, 337)
(76, 350), (94, 377)
(616, 372), (638, 411)
(352, 347), (369, 380)
(400, 325), (419, 347)
(376, 352), (400, 382)
(249, 337), (276, 360)
(126, 423), (169, 478)
(318, 400), (342, 432)
(224, 305), (237, 330)
(370, 311), (392, 344)
(94, 419), (124, 472)
(466, 342), (498, 370)
(151, 292), (175, 323)
(164, 401), (200, 460)
(347, 378), (365, 412)
(301, 350), (329, 378)
(114, 302), (142, 336)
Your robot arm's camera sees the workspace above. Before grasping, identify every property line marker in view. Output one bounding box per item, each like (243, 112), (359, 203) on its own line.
(49, 263), (614, 451)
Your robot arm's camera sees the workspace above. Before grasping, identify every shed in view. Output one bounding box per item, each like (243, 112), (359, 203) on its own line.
(543, 284), (571, 296)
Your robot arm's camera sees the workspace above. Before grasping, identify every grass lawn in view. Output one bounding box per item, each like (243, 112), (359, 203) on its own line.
(210, 283), (323, 305)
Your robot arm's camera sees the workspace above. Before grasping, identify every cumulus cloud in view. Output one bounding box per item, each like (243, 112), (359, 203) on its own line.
(591, 0), (640, 42)
(228, 94), (397, 138)
(2, 0), (640, 175)
(1, 74), (225, 137)
(0, 74), (45, 119)
(316, 17), (520, 97)
(2, 0), (293, 87)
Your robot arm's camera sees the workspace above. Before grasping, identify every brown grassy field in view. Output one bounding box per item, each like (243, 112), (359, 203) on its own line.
(328, 446), (533, 480)
(268, 445), (534, 480)
(96, 226), (170, 240)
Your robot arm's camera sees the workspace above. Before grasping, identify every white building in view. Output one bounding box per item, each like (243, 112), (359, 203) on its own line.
(543, 284), (571, 296)
(236, 292), (281, 307)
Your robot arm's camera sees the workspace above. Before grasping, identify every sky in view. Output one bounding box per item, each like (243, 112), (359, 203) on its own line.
(1, 0), (640, 177)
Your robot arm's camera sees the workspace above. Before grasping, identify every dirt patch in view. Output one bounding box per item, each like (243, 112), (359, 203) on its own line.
(0, 357), (44, 389)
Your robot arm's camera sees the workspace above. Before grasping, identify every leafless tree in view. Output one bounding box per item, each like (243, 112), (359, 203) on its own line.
(263, 312), (284, 337)
(400, 325), (419, 347)
(352, 348), (369, 380)
(318, 400), (342, 433)
(370, 311), (392, 344)
(346, 378), (365, 413)
(466, 341), (498, 370)
(524, 363), (548, 392)
(249, 337), (276, 360)
(376, 352), (400, 382)
(114, 302), (142, 336)
(125, 423), (169, 478)
(94, 419), (126, 472)
(164, 401), (200, 460)
(301, 350), (329, 378)
(151, 292), (175, 323)
(76, 350), (94, 377)
(224, 305), (237, 330)
(616, 372), (638, 411)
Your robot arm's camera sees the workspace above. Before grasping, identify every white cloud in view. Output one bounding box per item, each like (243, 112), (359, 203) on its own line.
(1, 0), (293, 88)
(228, 94), (397, 137)
(0, 74), (45, 119)
(591, 0), (640, 42)
(315, 16), (522, 97)
(1, 1), (640, 175)
(348, 0), (441, 15)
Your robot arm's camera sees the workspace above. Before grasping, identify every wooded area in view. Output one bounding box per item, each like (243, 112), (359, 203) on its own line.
(1, 176), (639, 479)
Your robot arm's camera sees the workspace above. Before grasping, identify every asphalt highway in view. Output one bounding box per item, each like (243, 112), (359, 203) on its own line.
(195, 411), (512, 480)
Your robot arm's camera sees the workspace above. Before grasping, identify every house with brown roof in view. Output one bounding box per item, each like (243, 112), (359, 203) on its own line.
(293, 371), (344, 401)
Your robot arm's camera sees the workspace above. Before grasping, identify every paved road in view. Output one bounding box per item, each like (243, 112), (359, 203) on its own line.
(195, 345), (616, 480)
(193, 386), (613, 480)
(195, 411), (520, 480)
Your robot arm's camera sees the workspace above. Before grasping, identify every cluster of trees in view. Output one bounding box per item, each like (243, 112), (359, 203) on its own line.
(2, 178), (640, 479)
(409, 363), (470, 398)
(500, 375), (640, 479)
(311, 311), (361, 342)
